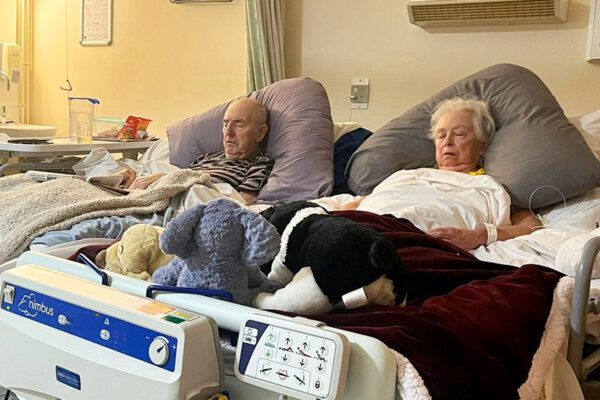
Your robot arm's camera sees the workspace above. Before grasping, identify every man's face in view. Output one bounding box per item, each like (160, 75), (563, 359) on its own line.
(222, 100), (267, 159)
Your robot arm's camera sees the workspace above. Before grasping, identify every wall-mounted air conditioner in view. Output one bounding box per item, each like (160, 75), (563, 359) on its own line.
(407, 0), (568, 27)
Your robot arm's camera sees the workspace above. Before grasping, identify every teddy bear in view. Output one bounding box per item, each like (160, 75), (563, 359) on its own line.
(253, 201), (407, 314)
(152, 198), (284, 306)
(95, 224), (174, 281)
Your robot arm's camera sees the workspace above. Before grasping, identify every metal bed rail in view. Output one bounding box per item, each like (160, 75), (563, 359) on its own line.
(567, 236), (600, 382)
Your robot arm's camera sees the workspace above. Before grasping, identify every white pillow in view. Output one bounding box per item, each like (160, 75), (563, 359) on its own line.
(333, 122), (362, 142)
(139, 138), (170, 164)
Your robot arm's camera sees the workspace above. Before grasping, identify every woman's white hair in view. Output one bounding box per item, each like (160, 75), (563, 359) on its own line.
(428, 97), (495, 143)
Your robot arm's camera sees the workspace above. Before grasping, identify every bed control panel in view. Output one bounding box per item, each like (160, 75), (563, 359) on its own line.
(235, 313), (350, 400)
(2, 281), (180, 370)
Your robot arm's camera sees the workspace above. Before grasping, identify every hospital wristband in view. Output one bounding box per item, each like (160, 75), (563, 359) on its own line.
(483, 223), (498, 246)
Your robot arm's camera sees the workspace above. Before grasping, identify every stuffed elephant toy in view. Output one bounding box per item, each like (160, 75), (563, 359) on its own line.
(152, 198), (283, 305)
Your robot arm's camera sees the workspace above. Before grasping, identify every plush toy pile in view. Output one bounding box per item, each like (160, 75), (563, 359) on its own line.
(95, 198), (407, 313)
(254, 201), (407, 314)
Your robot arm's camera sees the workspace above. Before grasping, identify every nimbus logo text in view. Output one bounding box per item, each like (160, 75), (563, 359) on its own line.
(18, 293), (54, 317)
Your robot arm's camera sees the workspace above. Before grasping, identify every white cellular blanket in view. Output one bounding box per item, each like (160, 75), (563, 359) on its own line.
(355, 168), (512, 231)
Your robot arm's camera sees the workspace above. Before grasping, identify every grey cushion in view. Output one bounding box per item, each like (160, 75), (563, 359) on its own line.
(346, 63), (600, 209)
(167, 77), (334, 203)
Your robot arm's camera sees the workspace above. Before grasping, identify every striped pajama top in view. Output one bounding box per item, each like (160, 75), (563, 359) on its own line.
(189, 151), (274, 194)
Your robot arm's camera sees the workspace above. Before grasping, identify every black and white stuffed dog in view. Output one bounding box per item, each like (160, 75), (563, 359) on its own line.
(253, 201), (407, 314)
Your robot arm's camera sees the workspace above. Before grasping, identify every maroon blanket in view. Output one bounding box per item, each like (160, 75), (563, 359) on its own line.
(307, 211), (562, 400)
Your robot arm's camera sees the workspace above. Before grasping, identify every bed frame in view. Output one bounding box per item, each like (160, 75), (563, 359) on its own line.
(5, 237), (600, 400)
(568, 236), (600, 383)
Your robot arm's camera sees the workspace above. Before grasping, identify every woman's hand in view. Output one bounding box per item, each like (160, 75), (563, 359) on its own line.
(427, 212), (541, 251)
(116, 168), (137, 189)
(128, 173), (166, 190)
(426, 225), (487, 251)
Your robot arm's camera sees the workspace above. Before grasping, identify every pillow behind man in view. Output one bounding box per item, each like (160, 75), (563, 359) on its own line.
(346, 63), (600, 209)
(167, 77), (334, 204)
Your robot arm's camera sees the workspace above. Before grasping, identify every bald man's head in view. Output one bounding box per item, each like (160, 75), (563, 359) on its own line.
(222, 98), (269, 159)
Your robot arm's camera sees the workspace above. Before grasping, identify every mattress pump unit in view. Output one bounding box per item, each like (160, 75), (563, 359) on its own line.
(0, 264), (223, 400)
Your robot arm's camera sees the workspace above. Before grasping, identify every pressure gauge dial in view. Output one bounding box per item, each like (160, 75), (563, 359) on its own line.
(148, 337), (170, 366)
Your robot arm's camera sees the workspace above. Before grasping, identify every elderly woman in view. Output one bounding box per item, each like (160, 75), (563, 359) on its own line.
(343, 97), (540, 251)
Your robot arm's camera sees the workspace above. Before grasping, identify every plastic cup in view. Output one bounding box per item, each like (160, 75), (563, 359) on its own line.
(69, 97), (99, 143)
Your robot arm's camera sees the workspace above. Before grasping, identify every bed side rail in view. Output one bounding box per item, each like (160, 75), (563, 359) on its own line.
(567, 236), (600, 382)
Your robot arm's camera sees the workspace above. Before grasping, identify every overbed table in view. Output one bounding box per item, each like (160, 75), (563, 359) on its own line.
(0, 138), (155, 176)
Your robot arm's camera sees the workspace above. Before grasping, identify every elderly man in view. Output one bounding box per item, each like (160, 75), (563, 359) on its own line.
(117, 97), (273, 205)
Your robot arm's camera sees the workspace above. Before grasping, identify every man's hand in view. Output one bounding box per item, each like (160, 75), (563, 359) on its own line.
(426, 225), (487, 251)
(116, 168), (137, 189)
(128, 173), (166, 190)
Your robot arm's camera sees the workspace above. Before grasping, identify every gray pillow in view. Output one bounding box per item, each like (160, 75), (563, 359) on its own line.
(167, 77), (334, 203)
(346, 63), (600, 209)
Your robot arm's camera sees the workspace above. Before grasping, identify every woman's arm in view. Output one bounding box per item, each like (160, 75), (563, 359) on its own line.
(426, 210), (541, 251)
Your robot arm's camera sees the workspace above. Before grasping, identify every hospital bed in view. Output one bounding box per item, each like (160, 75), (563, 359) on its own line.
(1, 64), (600, 399)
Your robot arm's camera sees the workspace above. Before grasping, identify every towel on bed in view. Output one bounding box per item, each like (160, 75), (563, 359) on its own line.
(0, 170), (212, 264)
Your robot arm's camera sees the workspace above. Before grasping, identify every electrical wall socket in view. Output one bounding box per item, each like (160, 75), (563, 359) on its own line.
(350, 77), (369, 109)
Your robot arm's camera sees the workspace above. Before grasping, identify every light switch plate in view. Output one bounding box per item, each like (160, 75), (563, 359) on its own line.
(350, 77), (369, 109)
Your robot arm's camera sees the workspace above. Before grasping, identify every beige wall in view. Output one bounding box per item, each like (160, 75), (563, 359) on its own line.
(0, 0), (19, 117)
(285, 0), (600, 131)
(0, 0), (17, 42)
(31, 0), (247, 137)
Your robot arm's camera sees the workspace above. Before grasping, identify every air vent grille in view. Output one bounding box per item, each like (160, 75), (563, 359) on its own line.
(408, 0), (567, 26)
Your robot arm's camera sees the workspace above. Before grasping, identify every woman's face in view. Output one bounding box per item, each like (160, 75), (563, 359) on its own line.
(433, 110), (486, 173)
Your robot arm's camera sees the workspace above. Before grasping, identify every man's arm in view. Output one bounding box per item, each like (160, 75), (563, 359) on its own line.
(116, 168), (137, 188)
(240, 191), (257, 205)
(426, 210), (541, 251)
(116, 168), (165, 190)
(128, 173), (166, 190)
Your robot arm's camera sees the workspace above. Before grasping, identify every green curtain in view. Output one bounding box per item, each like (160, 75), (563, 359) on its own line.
(246, 0), (285, 92)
